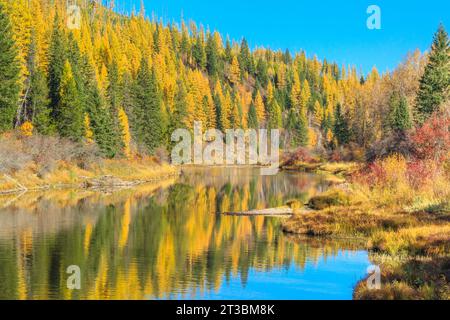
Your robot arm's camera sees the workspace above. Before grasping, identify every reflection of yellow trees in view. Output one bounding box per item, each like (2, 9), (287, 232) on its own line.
(156, 232), (176, 296)
(84, 223), (93, 254)
(88, 253), (110, 300)
(1, 169), (355, 300)
(118, 199), (131, 250)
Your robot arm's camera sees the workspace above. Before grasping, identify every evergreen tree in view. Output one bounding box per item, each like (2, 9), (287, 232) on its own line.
(256, 58), (269, 88)
(267, 99), (282, 130)
(171, 81), (188, 131)
(192, 34), (206, 70)
(0, 3), (20, 132)
(248, 103), (258, 129)
(415, 24), (450, 124)
(286, 109), (308, 147)
(88, 97), (118, 158)
(57, 61), (83, 141)
(133, 59), (164, 154)
(48, 14), (67, 120)
(389, 92), (412, 132)
(206, 33), (219, 76)
(29, 68), (52, 134)
(333, 103), (351, 145)
(224, 37), (232, 64)
(25, 32), (52, 134)
(213, 93), (224, 131)
(239, 38), (253, 75)
(79, 56), (119, 157)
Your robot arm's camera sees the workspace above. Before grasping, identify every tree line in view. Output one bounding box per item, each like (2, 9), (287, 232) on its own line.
(0, 0), (448, 160)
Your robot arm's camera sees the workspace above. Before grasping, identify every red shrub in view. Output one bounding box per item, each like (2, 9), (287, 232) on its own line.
(352, 161), (386, 187)
(406, 160), (435, 188)
(411, 115), (450, 161)
(283, 147), (315, 165)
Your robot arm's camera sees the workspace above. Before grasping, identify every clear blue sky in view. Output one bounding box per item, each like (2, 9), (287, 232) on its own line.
(115, 0), (450, 74)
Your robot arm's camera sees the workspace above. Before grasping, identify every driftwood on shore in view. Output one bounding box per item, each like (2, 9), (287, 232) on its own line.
(223, 206), (293, 217)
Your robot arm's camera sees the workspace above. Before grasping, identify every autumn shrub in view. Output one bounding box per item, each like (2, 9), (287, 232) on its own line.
(0, 133), (101, 176)
(0, 136), (31, 172)
(411, 114), (450, 161)
(282, 147), (316, 166)
(307, 189), (351, 210)
(366, 131), (415, 162)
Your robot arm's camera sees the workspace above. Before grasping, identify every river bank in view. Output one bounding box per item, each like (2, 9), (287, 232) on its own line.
(281, 159), (450, 300)
(0, 158), (180, 195)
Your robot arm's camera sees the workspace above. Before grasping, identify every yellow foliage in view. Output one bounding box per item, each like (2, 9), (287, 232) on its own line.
(118, 107), (132, 158)
(19, 121), (33, 137)
(229, 56), (240, 85)
(254, 91), (266, 124)
(84, 114), (94, 144)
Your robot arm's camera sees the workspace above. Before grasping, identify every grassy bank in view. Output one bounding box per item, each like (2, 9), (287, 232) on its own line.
(282, 155), (450, 300)
(0, 158), (179, 194)
(0, 133), (179, 194)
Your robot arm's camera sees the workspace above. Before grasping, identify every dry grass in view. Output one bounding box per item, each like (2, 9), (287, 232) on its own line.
(0, 159), (178, 193)
(282, 155), (450, 300)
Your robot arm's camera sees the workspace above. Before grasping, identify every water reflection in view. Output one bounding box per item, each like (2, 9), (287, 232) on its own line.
(0, 168), (369, 300)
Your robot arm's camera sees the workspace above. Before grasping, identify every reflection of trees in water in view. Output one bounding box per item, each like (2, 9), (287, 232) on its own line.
(0, 169), (351, 300)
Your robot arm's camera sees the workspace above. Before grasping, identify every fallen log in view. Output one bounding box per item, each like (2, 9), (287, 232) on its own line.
(223, 206), (293, 217)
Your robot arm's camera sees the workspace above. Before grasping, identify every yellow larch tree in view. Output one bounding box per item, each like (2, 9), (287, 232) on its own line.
(229, 55), (241, 85)
(300, 79), (311, 111)
(254, 91), (266, 123)
(118, 107), (132, 159)
(84, 114), (94, 144)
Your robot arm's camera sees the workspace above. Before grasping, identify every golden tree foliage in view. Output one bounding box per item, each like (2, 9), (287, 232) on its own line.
(254, 91), (266, 123)
(229, 55), (241, 85)
(118, 107), (132, 159)
(84, 114), (94, 144)
(19, 121), (33, 137)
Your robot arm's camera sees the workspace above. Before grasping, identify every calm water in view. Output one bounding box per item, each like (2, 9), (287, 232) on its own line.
(0, 167), (369, 300)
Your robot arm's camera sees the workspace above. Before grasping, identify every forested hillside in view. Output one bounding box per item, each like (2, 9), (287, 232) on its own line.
(0, 0), (448, 160)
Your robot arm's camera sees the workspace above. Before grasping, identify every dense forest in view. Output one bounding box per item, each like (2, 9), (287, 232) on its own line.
(0, 0), (448, 161)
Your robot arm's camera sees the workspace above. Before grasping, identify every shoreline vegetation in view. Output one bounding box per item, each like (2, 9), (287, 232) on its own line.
(0, 133), (180, 196)
(0, 160), (179, 195)
(0, 0), (449, 301)
(280, 157), (450, 300)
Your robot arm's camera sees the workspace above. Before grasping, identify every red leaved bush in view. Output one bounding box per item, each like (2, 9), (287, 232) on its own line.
(406, 160), (436, 189)
(411, 115), (450, 161)
(282, 147), (315, 166)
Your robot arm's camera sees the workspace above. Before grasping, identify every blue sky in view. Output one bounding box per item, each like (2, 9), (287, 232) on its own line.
(115, 0), (450, 74)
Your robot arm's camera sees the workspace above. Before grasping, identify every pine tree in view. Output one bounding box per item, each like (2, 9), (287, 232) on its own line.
(333, 103), (351, 145)
(48, 14), (67, 120)
(26, 33), (52, 134)
(256, 58), (269, 87)
(80, 56), (119, 158)
(57, 61), (84, 141)
(415, 24), (450, 124)
(286, 109), (308, 147)
(206, 33), (219, 76)
(213, 93), (224, 131)
(29, 68), (52, 134)
(171, 81), (188, 131)
(192, 33), (206, 70)
(0, 3), (20, 132)
(389, 92), (412, 132)
(239, 38), (253, 75)
(133, 58), (164, 154)
(248, 103), (258, 129)
(88, 89), (119, 158)
(224, 37), (232, 64)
